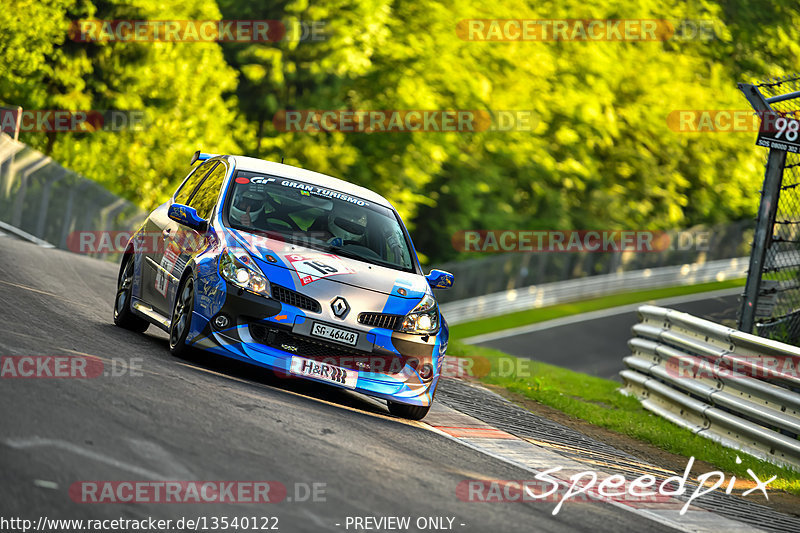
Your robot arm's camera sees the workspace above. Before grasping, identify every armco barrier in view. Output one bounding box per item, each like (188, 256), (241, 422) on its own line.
(440, 257), (747, 325)
(621, 305), (800, 470)
(0, 132), (145, 255)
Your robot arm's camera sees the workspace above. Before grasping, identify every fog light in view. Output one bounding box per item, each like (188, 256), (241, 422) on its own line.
(417, 314), (432, 331)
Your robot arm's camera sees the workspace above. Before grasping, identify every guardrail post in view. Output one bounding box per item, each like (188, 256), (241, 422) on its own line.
(10, 155), (50, 228)
(740, 149), (786, 332)
(59, 181), (90, 249)
(35, 167), (66, 238)
(737, 83), (786, 333)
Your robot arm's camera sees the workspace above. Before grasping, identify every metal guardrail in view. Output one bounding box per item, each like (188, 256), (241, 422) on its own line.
(621, 305), (800, 470)
(0, 132), (145, 256)
(440, 257), (748, 325)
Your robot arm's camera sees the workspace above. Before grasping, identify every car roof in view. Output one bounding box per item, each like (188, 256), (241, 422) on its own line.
(228, 155), (393, 209)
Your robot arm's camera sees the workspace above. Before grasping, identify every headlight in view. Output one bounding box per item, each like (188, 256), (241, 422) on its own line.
(219, 248), (271, 296)
(399, 293), (439, 334)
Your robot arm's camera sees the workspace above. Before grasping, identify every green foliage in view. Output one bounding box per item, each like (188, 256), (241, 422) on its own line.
(2, 0), (799, 263)
(1, 0), (242, 208)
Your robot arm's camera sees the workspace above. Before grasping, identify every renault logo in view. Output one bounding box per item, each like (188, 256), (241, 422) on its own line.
(330, 296), (350, 318)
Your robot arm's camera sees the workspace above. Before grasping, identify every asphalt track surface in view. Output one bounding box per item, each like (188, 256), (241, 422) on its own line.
(0, 238), (674, 533)
(474, 291), (741, 380)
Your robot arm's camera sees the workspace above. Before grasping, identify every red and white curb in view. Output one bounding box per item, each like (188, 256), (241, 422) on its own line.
(420, 399), (764, 533)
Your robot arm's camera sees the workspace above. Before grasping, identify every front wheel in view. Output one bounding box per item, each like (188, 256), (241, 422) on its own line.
(169, 276), (195, 357)
(387, 401), (431, 421)
(114, 256), (149, 333)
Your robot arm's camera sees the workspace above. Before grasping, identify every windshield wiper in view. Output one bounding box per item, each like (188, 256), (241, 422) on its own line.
(322, 243), (403, 271)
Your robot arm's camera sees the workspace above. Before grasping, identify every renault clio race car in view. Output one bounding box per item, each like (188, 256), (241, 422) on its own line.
(113, 152), (454, 420)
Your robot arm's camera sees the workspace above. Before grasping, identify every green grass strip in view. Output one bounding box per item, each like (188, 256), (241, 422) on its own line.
(447, 339), (800, 495)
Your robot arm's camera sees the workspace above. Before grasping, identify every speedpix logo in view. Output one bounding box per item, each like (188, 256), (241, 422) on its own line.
(458, 456), (775, 516)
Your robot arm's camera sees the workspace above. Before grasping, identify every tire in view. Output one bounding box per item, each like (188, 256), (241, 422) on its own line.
(387, 401), (431, 421)
(113, 256), (149, 333)
(169, 276), (195, 357)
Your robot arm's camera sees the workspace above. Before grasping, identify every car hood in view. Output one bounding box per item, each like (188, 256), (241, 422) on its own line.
(225, 228), (428, 301)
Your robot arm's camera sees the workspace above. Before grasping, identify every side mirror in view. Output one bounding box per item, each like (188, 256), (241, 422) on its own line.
(168, 203), (207, 232)
(426, 269), (454, 290)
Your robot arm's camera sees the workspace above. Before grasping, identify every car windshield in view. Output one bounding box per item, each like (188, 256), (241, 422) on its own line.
(224, 171), (415, 272)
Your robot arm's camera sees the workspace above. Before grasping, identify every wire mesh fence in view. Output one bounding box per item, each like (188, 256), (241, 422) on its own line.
(738, 75), (800, 342)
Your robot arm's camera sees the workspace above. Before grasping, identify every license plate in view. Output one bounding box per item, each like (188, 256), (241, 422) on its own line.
(289, 356), (358, 389)
(310, 322), (359, 346)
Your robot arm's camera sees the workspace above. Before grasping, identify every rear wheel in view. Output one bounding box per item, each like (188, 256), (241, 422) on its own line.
(113, 256), (149, 333)
(169, 277), (195, 357)
(387, 401), (431, 421)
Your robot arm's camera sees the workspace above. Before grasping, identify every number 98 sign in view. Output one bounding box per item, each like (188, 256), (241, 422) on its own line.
(756, 112), (800, 153)
(773, 116), (800, 141)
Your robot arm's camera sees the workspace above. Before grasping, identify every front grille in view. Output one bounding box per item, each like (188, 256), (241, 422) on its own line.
(270, 283), (321, 313)
(249, 325), (406, 373)
(358, 312), (402, 330)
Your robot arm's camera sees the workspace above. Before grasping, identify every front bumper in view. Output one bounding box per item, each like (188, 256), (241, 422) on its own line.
(188, 282), (444, 406)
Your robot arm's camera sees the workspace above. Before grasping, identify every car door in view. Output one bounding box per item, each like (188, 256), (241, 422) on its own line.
(142, 160), (218, 313)
(155, 160), (229, 315)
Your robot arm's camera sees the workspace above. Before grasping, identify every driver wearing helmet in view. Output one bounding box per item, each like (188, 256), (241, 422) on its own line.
(230, 189), (266, 227)
(327, 204), (367, 246)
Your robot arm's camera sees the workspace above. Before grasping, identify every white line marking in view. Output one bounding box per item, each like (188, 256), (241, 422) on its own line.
(460, 287), (742, 344)
(0, 280), (97, 310)
(4, 437), (169, 480)
(420, 424), (693, 532)
(421, 409), (765, 533)
(173, 361), (416, 426)
(0, 220), (55, 248)
(126, 438), (194, 479)
(0, 279), (60, 298)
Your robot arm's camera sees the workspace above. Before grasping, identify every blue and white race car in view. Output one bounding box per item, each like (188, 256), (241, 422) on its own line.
(113, 152), (454, 419)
